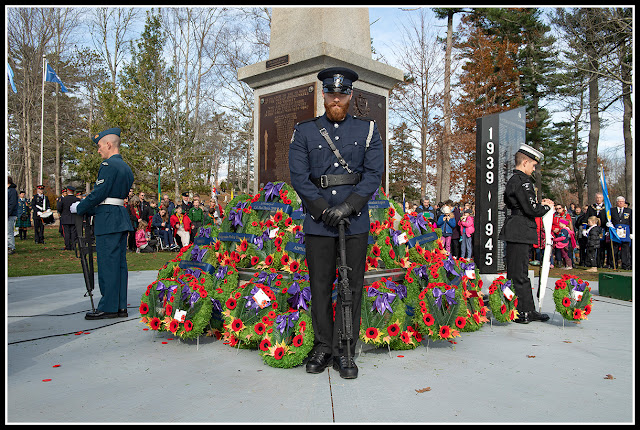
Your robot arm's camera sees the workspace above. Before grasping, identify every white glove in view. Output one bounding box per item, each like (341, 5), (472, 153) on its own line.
(70, 202), (80, 214)
(629, 234), (633, 240)
(582, 230), (588, 237)
(606, 221), (614, 228)
(37, 211), (43, 217)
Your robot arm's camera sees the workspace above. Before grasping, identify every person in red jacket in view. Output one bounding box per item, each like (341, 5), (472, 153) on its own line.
(170, 205), (192, 248)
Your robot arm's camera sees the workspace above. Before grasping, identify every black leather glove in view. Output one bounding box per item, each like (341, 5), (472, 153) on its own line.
(322, 201), (355, 228)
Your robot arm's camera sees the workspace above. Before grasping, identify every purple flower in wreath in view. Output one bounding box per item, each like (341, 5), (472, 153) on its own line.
(287, 281), (311, 310)
(264, 182), (284, 202)
(191, 245), (207, 262)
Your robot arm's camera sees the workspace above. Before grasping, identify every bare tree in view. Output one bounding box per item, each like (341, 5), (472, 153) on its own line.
(389, 8), (445, 201)
(7, 7), (56, 197)
(89, 7), (140, 88)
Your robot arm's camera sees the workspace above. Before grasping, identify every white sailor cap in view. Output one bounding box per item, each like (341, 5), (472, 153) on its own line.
(517, 143), (543, 163)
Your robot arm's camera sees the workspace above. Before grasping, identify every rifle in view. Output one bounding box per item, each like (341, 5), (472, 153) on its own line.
(74, 213), (97, 313)
(337, 219), (354, 367)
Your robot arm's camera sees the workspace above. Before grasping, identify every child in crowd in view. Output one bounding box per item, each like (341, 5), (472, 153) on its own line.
(458, 208), (474, 260)
(135, 220), (155, 253)
(552, 218), (573, 269)
(437, 205), (457, 254)
(584, 216), (602, 272)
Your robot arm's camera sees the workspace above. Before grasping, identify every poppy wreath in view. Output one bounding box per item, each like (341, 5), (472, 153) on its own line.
(139, 274), (212, 340)
(553, 274), (592, 321)
(221, 270), (289, 349)
(459, 271), (490, 332)
(260, 310), (314, 369)
(488, 276), (520, 323)
(414, 282), (467, 342)
(368, 231), (399, 271)
(359, 279), (407, 348)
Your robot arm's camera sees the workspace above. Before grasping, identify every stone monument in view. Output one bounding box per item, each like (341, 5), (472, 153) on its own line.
(238, 7), (404, 194)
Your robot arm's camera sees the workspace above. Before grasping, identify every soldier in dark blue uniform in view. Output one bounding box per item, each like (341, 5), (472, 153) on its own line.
(289, 67), (384, 379)
(499, 144), (554, 324)
(58, 185), (80, 250)
(71, 127), (135, 320)
(31, 185), (51, 244)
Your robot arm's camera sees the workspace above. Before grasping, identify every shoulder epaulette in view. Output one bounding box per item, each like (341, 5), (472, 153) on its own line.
(101, 161), (109, 166)
(296, 115), (322, 126)
(353, 116), (375, 122)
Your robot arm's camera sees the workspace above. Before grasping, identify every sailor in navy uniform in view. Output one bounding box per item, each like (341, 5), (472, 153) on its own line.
(499, 144), (554, 324)
(71, 127), (135, 320)
(289, 66), (384, 379)
(610, 196), (632, 270)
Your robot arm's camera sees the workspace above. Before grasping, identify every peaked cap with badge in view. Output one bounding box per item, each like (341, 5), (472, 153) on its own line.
(92, 127), (121, 145)
(317, 67), (359, 94)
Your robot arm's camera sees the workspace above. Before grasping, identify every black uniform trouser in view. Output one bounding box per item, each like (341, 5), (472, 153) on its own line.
(614, 242), (631, 270)
(305, 231), (368, 358)
(62, 223), (77, 250)
(33, 216), (45, 243)
(505, 241), (536, 313)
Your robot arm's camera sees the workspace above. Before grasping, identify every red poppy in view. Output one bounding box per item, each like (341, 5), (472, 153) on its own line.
(372, 245), (381, 257)
(184, 320), (193, 332)
(387, 323), (400, 337)
(292, 335), (304, 347)
(214, 241), (221, 251)
(284, 217), (293, 227)
(274, 211), (283, 223)
(268, 310), (276, 319)
(562, 297), (571, 307)
(281, 254), (289, 265)
(274, 347), (285, 360)
(225, 298), (237, 309)
(265, 255), (274, 266)
(254, 323), (266, 335)
(199, 290), (208, 299)
(231, 318), (244, 332)
(289, 261), (300, 272)
(298, 320), (306, 333)
(400, 331), (412, 343)
(169, 319), (180, 333)
(365, 327), (379, 339)
(251, 256), (260, 265)
(239, 239), (248, 252)
(455, 317), (466, 329)
(439, 325), (451, 338)
(423, 313), (435, 326)
(389, 249), (396, 259)
(584, 305), (592, 315)
(573, 308), (583, 320)
(149, 317), (161, 330)
(500, 304), (507, 314)
(139, 302), (149, 315)
(259, 338), (271, 351)
(165, 304), (172, 315)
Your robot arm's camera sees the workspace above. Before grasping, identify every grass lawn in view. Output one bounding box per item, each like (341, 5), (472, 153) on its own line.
(8, 223), (628, 282)
(7, 224), (176, 277)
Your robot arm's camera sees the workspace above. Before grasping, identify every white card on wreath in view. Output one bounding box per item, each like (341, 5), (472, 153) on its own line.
(174, 309), (187, 322)
(252, 289), (271, 309)
(269, 227), (279, 239)
(502, 286), (514, 301)
(465, 269), (476, 279)
(571, 290), (583, 302)
(398, 232), (408, 244)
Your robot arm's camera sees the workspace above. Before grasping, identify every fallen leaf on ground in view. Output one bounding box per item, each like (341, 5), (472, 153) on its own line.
(527, 355), (536, 358)
(415, 387), (431, 393)
(604, 374), (615, 380)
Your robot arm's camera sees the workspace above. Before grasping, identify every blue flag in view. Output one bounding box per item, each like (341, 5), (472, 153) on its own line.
(45, 63), (68, 93)
(7, 62), (17, 93)
(599, 167), (621, 243)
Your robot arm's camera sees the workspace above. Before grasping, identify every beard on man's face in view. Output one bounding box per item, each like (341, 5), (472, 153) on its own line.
(324, 98), (350, 122)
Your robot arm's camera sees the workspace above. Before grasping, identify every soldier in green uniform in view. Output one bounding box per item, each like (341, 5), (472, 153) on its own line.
(71, 127), (135, 320)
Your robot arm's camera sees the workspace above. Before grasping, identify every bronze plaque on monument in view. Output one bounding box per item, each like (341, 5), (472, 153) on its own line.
(348, 88), (387, 189)
(258, 83), (316, 186)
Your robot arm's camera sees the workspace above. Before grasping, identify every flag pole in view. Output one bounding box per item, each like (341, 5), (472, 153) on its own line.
(39, 55), (46, 186)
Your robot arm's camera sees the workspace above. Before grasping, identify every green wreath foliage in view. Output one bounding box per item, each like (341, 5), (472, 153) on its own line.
(359, 280), (407, 348)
